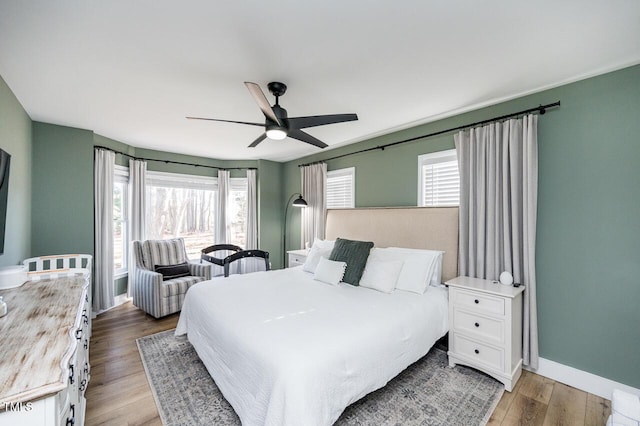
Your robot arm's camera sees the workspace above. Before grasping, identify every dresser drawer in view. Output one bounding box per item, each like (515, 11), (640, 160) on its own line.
(451, 288), (505, 316)
(452, 308), (505, 345)
(452, 334), (504, 372)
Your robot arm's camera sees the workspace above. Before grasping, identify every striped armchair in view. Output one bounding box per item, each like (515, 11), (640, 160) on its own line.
(131, 238), (212, 318)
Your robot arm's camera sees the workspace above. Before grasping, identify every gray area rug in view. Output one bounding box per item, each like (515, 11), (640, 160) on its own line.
(137, 330), (503, 426)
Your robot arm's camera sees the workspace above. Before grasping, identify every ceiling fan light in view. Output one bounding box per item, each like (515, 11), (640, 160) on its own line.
(266, 128), (288, 140)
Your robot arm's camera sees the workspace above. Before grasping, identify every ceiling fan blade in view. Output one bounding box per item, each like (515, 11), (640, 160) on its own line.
(288, 113), (358, 130)
(248, 133), (267, 148)
(186, 116), (263, 127)
(288, 129), (328, 149)
(244, 82), (281, 126)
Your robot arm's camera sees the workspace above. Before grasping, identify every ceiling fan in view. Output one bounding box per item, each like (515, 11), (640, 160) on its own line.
(187, 82), (358, 148)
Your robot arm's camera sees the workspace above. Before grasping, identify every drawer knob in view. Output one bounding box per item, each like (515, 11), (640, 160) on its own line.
(474, 349), (480, 354)
(474, 299), (479, 304)
(474, 322), (480, 327)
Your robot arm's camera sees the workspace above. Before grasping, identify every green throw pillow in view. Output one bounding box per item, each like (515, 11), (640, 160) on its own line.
(328, 238), (374, 286)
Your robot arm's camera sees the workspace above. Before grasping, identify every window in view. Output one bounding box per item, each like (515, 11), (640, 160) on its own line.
(146, 171), (217, 259)
(228, 178), (248, 248)
(114, 166), (129, 277)
(145, 171), (248, 259)
(326, 167), (355, 209)
(418, 149), (460, 206)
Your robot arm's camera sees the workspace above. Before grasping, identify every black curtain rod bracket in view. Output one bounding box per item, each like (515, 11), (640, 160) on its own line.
(298, 101), (560, 168)
(93, 145), (257, 171)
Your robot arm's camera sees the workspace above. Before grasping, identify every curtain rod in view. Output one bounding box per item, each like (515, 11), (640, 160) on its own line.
(93, 145), (257, 171)
(298, 101), (560, 167)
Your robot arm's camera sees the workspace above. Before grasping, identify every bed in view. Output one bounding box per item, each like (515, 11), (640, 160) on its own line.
(176, 207), (458, 426)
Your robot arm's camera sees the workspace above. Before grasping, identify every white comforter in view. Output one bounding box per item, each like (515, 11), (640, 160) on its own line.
(175, 266), (448, 426)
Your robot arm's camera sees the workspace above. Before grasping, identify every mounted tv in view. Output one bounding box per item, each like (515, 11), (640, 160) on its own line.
(0, 148), (10, 255)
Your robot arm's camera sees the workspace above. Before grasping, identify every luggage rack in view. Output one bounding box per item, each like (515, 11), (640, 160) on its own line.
(200, 244), (270, 277)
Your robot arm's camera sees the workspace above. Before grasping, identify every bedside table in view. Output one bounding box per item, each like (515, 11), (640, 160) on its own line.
(286, 249), (308, 268)
(446, 276), (525, 391)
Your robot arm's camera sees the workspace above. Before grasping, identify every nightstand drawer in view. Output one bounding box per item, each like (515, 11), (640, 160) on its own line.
(453, 334), (504, 371)
(452, 308), (505, 344)
(451, 288), (505, 316)
(288, 252), (307, 267)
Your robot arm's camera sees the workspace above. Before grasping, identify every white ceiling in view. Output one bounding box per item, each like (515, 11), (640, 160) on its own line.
(1, 1), (639, 162)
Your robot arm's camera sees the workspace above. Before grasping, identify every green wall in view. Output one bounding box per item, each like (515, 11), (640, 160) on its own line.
(257, 160), (284, 268)
(534, 66), (639, 388)
(0, 75), (32, 267)
(284, 64), (640, 389)
(31, 123), (94, 257)
(135, 147), (257, 178)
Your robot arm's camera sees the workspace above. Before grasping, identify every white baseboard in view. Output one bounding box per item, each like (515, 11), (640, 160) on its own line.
(526, 357), (640, 400)
(92, 293), (131, 318)
(113, 293), (131, 307)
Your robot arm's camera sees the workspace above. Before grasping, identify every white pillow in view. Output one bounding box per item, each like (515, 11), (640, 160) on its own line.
(311, 238), (335, 250)
(302, 245), (332, 273)
(398, 261), (432, 293)
(366, 247), (387, 262)
(430, 252), (444, 286)
(313, 257), (346, 286)
(374, 247), (444, 294)
(359, 259), (403, 293)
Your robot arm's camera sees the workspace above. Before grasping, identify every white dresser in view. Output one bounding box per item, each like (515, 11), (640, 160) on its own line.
(0, 272), (91, 426)
(446, 276), (524, 391)
(286, 249), (308, 268)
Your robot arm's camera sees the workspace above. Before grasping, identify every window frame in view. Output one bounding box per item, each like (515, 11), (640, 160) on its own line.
(326, 167), (355, 209)
(227, 177), (249, 248)
(145, 170), (248, 258)
(113, 165), (129, 278)
(417, 149), (460, 207)
(146, 170), (218, 189)
(145, 170), (218, 260)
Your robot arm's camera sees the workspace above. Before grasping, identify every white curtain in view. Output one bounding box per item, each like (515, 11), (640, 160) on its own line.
(301, 163), (327, 247)
(94, 149), (115, 313)
(246, 169), (258, 249)
(455, 114), (539, 367)
(240, 169), (263, 273)
(127, 159), (146, 297)
(215, 169), (230, 244)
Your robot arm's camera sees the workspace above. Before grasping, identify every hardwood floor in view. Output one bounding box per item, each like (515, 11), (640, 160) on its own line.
(86, 302), (178, 425)
(86, 302), (611, 426)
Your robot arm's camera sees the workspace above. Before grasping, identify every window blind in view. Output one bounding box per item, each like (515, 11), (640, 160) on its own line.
(419, 150), (460, 207)
(326, 167), (355, 209)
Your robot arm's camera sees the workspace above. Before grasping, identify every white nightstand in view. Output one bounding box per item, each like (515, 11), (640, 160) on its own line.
(446, 276), (525, 391)
(286, 249), (308, 268)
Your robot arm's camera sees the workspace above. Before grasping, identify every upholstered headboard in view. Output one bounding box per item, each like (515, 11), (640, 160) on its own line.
(325, 207), (459, 282)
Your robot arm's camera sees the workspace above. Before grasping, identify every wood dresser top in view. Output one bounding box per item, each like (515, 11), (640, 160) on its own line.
(0, 275), (87, 403)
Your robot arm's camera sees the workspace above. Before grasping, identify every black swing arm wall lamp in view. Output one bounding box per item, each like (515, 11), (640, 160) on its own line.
(282, 193), (307, 267)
